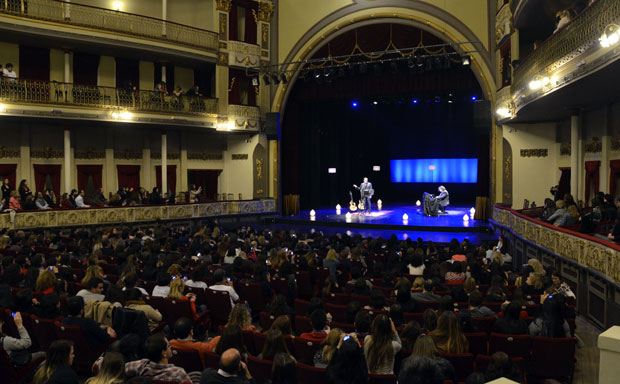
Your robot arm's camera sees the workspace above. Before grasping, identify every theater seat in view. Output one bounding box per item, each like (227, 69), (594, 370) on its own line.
(247, 356), (273, 384)
(170, 348), (205, 373)
(530, 337), (576, 382)
(296, 362), (326, 384)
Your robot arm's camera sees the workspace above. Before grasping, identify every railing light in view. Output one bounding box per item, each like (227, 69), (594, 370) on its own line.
(600, 25), (620, 48)
(496, 108), (511, 118)
(0, 104), (5, 113)
(529, 79), (542, 90)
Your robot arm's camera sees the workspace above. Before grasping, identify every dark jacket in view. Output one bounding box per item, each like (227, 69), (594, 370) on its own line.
(62, 316), (110, 348)
(493, 318), (529, 335)
(47, 365), (79, 384)
(200, 368), (256, 384)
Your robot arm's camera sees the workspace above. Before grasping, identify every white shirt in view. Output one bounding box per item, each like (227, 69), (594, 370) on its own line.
(3, 68), (17, 79)
(76, 289), (105, 302)
(75, 195), (90, 208)
(152, 285), (170, 297)
(185, 280), (208, 289)
(122, 286), (148, 296)
(408, 264), (425, 276)
(209, 283), (239, 306)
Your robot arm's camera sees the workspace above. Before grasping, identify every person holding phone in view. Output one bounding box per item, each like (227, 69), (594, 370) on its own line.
(363, 315), (402, 374)
(208, 269), (239, 307)
(1, 312), (46, 368)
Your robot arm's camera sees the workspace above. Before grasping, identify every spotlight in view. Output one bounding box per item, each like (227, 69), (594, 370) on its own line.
(412, 99), (419, 104)
(262, 74), (270, 85)
(407, 56), (415, 68)
(351, 101), (359, 108)
(471, 95), (478, 101)
(251, 77), (259, 86)
(416, 56), (424, 68)
(461, 56), (471, 66)
(280, 73), (288, 84)
(271, 73), (280, 85)
(373, 101), (378, 105)
(425, 58), (432, 72)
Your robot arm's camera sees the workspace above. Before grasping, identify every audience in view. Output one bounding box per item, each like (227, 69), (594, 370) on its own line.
(33, 340), (78, 384)
(364, 314), (402, 374)
(62, 296), (115, 348)
(299, 309), (330, 342)
(124, 333), (191, 383)
(314, 328), (343, 368)
(326, 336), (368, 384)
(429, 311), (469, 354)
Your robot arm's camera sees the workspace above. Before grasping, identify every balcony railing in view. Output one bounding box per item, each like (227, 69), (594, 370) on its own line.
(0, 79), (218, 115)
(0, 0), (218, 52)
(513, 0), (619, 93)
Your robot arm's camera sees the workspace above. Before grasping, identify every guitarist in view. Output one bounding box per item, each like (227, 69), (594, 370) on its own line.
(353, 177), (374, 215)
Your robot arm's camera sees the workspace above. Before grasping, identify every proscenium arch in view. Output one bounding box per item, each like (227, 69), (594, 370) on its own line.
(273, 6), (496, 117)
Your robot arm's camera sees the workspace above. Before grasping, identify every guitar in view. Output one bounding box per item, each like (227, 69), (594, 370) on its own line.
(349, 191), (357, 211)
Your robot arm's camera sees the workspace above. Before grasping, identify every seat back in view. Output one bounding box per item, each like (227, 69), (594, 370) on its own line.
(464, 332), (488, 356)
(247, 356), (273, 384)
(293, 337), (322, 365)
(0, 346), (18, 383)
(242, 330), (258, 356)
(144, 295), (166, 313)
(294, 299), (310, 316)
(185, 286), (207, 307)
(112, 307), (150, 342)
(253, 331), (268, 355)
(259, 311), (277, 330)
(170, 348), (205, 372)
(403, 312), (423, 324)
(294, 315), (313, 335)
(350, 294), (370, 307)
(331, 321), (356, 333)
(441, 353), (474, 383)
(295, 271), (314, 299)
(530, 337), (576, 380)
(324, 302), (347, 323)
(237, 282), (266, 313)
(54, 321), (105, 374)
(324, 292), (349, 306)
(416, 300), (440, 311)
(205, 289), (232, 325)
(488, 333), (532, 359)
(164, 298), (194, 326)
(471, 316), (496, 334)
(296, 362), (326, 384)
(26, 315), (57, 351)
(368, 373), (398, 384)
(204, 350), (221, 369)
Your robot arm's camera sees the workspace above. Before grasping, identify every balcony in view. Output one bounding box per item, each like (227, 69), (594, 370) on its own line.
(0, 79), (219, 124)
(227, 40), (261, 68)
(227, 104), (261, 130)
(0, 0), (218, 54)
(512, 0), (620, 113)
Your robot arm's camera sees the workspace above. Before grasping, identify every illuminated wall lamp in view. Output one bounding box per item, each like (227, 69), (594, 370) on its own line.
(600, 24), (620, 48)
(496, 108), (511, 118)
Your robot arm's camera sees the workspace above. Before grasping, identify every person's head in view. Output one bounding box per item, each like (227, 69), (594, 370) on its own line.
(325, 249), (338, 261)
(219, 348), (242, 375)
(503, 302), (522, 321)
(556, 200), (565, 209)
(551, 271), (564, 288)
(363, 177), (368, 183)
(271, 352), (297, 384)
(412, 277), (424, 292)
(540, 296), (566, 337)
(173, 317), (193, 340)
(310, 309), (328, 332)
(398, 355), (444, 384)
(308, 297), (324, 316)
(6, 63), (13, 71)
(227, 304), (251, 330)
(167, 277), (184, 299)
(213, 268), (226, 283)
(438, 185), (446, 192)
(366, 314), (394, 372)
(34, 340), (75, 384)
(468, 290), (484, 308)
(422, 308), (438, 331)
(144, 333), (172, 364)
(430, 311), (468, 353)
(87, 351), (125, 384)
(526, 273), (544, 289)
(400, 321), (421, 349)
(354, 310), (371, 334)
(87, 277), (104, 294)
(215, 325), (246, 355)
(35, 269), (57, 292)
(261, 329), (289, 360)
(66, 296), (85, 317)
(369, 289), (386, 309)
(326, 338), (368, 384)
(438, 295), (454, 315)
(390, 303), (404, 326)
(344, 300), (361, 323)
(104, 285), (123, 304)
(463, 277), (477, 294)
(528, 258), (545, 275)
(423, 279), (433, 293)
(411, 334), (439, 357)
(270, 315), (293, 335)
(485, 351), (521, 382)
(320, 328), (343, 363)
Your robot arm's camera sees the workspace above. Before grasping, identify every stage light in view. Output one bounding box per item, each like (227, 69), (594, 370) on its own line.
(280, 73), (288, 84)
(271, 73), (281, 85)
(470, 207), (476, 216)
(119, 111), (132, 119)
(345, 212), (352, 222)
(263, 74), (271, 85)
(496, 108), (511, 118)
(412, 99), (419, 104)
(336, 204), (341, 215)
(0, 104), (5, 112)
(351, 101), (359, 108)
(377, 199), (382, 210)
(463, 214), (470, 221)
(310, 209), (316, 217)
(111, 111), (119, 119)
(346, 230), (352, 237)
(407, 56), (415, 68)
(416, 200), (421, 206)
(373, 166), (380, 171)
(111, 1), (124, 11)
(336, 204), (341, 210)
(373, 101), (378, 105)
(310, 216), (316, 221)
(402, 213), (409, 221)
(461, 56), (471, 66)
(328, 168), (337, 174)
(403, 233), (409, 240)
(529, 79), (542, 90)
(471, 95), (478, 101)
(314, 69), (321, 78)
(251, 77), (259, 86)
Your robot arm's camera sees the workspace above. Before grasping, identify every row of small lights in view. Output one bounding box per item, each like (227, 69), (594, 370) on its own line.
(308, 205), (475, 223)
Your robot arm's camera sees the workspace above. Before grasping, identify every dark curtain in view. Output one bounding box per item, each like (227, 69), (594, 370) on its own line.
(116, 165), (141, 189)
(610, 160), (620, 199)
(558, 167), (571, 201)
(0, 164), (17, 190)
(228, 68), (242, 105)
(115, 58), (140, 89)
(584, 161), (600, 205)
(244, 3), (257, 44)
(19, 46), (50, 81)
(77, 165), (103, 192)
(188, 170), (221, 201)
(229, 5), (238, 41)
(154, 63), (175, 92)
(155, 165), (177, 194)
(195, 66), (215, 97)
(33, 164), (61, 197)
(73, 52), (100, 86)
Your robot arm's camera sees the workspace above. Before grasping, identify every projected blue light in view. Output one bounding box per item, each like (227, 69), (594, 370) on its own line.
(471, 95), (478, 101)
(390, 159), (478, 183)
(351, 101), (358, 108)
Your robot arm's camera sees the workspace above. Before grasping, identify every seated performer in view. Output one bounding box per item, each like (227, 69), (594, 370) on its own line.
(353, 177), (373, 214)
(437, 185), (450, 213)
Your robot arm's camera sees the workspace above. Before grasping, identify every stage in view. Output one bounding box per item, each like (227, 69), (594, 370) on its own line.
(271, 204), (497, 243)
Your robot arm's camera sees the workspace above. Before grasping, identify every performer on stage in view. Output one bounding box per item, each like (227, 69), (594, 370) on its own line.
(353, 177), (373, 214)
(437, 185), (450, 213)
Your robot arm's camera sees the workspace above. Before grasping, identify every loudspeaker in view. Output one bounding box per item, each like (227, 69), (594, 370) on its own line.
(473, 100), (491, 128)
(265, 112), (280, 139)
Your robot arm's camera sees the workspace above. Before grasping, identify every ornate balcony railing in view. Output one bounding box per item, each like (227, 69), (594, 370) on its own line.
(0, 0), (218, 52)
(512, 0), (620, 93)
(228, 40), (261, 68)
(0, 79), (219, 116)
(228, 104), (261, 119)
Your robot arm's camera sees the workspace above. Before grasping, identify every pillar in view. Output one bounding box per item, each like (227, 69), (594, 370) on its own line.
(142, 133), (151, 190)
(63, 0), (71, 19)
(161, 64), (167, 84)
(599, 326), (620, 384)
(180, 131), (188, 192)
(493, 122), (503, 204)
(571, 113), (580, 198)
(601, 105), (610, 194)
(63, 128), (71, 193)
(161, 131), (167, 194)
(63, 50), (71, 83)
(215, 0), (231, 115)
(104, 128), (115, 193)
(162, 0), (167, 36)
(19, 126), (31, 183)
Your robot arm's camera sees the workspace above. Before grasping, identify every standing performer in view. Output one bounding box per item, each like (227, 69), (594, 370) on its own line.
(353, 177), (374, 215)
(437, 185), (450, 214)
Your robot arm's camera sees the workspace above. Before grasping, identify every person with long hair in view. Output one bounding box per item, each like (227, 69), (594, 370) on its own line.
(81, 265), (105, 286)
(258, 329), (290, 361)
(493, 302), (528, 335)
(363, 314), (402, 374)
(214, 325), (248, 360)
(323, 249), (340, 277)
(35, 269), (59, 294)
(124, 288), (162, 332)
(529, 295), (571, 338)
(226, 304), (255, 331)
(269, 315), (294, 336)
(18, 179), (31, 202)
(33, 340), (77, 384)
(314, 328), (343, 368)
(86, 351), (125, 384)
(429, 311), (469, 354)
(271, 352), (298, 384)
(326, 336), (368, 384)
(523, 272), (545, 295)
(411, 277), (425, 293)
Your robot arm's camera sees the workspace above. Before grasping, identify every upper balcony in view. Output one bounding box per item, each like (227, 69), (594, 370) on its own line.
(0, 0), (219, 62)
(506, 0), (620, 122)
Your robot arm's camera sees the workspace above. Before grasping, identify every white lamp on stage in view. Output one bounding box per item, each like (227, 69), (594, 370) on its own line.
(462, 214), (470, 221)
(470, 207), (476, 216)
(310, 209), (316, 217)
(345, 211), (352, 223)
(336, 204), (341, 215)
(377, 199), (382, 210)
(416, 200), (421, 206)
(403, 213), (409, 224)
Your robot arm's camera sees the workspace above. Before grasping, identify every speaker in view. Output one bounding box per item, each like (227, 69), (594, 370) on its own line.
(473, 100), (491, 128)
(265, 112), (280, 139)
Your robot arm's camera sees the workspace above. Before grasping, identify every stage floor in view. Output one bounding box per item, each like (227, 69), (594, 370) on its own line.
(272, 204), (497, 243)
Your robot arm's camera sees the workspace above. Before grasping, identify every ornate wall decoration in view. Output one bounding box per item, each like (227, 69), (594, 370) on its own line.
(585, 137), (602, 153)
(253, 144), (267, 199)
(219, 42), (227, 49)
(187, 152), (223, 161)
(503, 138), (512, 206)
(150, 152), (180, 160)
(257, 1), (274, 22)
(219, 13), (228, 41)
(611, 134), (620, 151)
(114, 150), (142, 160)
(228, 104), (261, 119)
(228, 41), (261, 68)
(520, 149), (548, 157)
(0, 146), (20, 158)
(218, 52), (229, 66)
(31, 147), (64, 159)
(75, 148), (105, 159)
(560, 142), (571, 156)
(495, 5), (512, 44)
(261, 24), (269, 50)
(216, 0), (232, 12)
(232, 154), (248, 160)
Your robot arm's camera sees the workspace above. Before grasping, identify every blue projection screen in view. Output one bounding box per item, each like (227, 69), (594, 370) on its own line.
(391, 159), (478, 183)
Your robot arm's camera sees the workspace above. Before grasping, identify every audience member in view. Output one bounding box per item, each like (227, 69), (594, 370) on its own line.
(364, 314), (402, 374)
(33, 340), (77, 384)
(299, 309), (330, 342)
(429, 311), (469, 354)
(529, 296), (571, 338)
(411, 280), (442, 301)
(209, 269), (240, 307)
(125, 333), (192, 384)
(326, 337), (368, 384)
(314, 328), (343, 368)
(77, 277), (105, 302)
(200, 348), (254, 384)
(63, 296), (115, 348)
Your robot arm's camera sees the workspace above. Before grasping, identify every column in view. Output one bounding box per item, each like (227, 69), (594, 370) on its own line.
(257, 1), (274, 112)
(161, 130), (167, 194)
(63, 129), (71, 193)
(180, 131), (188, 192)
(142, 133), (151, 190)
(104, 128), (115, 194)
(215, 0), (231, 115)
(162, 0), (167, 36)
(599, 326), (620, 383)
(19, 126), (31, 183)
(601, 105), (610, 194)
(161, 64), (167, 84)
(571, 112), (580, 198)
(493, 122), (503, 204)
(64, 50), (71, 83)
(63, 0), (71, 19)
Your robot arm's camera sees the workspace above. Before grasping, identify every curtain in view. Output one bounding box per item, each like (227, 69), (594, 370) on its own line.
(73, 52), (100, 86)
(33, 164), (61, 197)
(116, 165), (141, 189)
(558, 167), (571, 202)
(188, 170), (221, 201)
(0, 164), (17, 191)
(115, 58), (140, 89)
(155, 165), (177, 194)
(244, 3), (257, 44)
(248, 82), (257, 106)
(77, 165), (103, 192)
(610, 160), (620, 199)
(19, 46), (50, 81)
(228, 69), (242, 105)
(584, 161), (600, 205)
(229, 4), (238, 41)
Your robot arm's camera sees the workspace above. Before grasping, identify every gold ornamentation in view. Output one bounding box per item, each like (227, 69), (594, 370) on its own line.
(234, 56), (258, 65)
(219, 13), (228, 40)
(0, 146), (20, 158)
(585, 137), (602, 153)
(219, 42), (227, 49)
(520, 149), (548, 157)
(256, 189), (264, 194)
(235, 120), (258, 129)
(114, 150), (142, 160)
(150, 152), (180, 160)
(74, 148), (105, 159)
(216, 0), (232, 12)
(257, 1), (274, 22)
(218, 52), (229, 66)
(261, 24), (269, 50)
(251, 9), (259, 24)
(229, 77), (236, 92)
(232, 154), (248, 160)
(31, 147), (64, 159)
(256, 158), (263, 180)
(560, 142), (571, 156)
(187, 152), (223, 161)
(504, 153), (511, 182)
